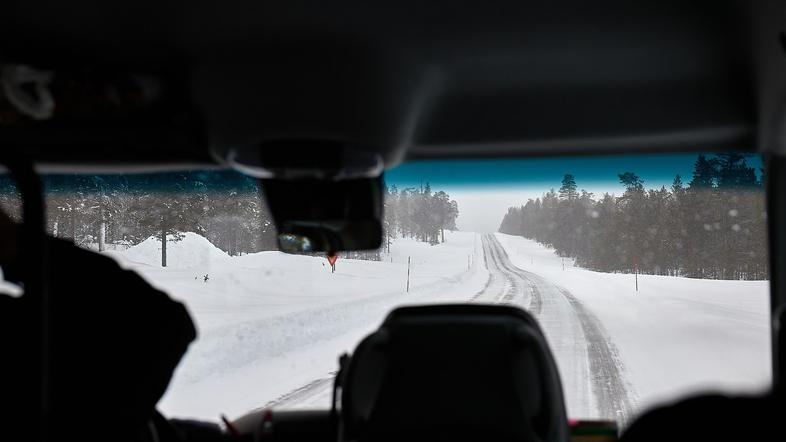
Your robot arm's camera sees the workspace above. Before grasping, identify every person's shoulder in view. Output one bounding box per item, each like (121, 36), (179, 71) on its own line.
(47, 237), (158, 297)
(49, 237), (114, 267)
(47, 236), (196, 338)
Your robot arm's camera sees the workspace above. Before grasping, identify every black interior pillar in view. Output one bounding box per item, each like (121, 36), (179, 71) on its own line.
(766, 152), (786, 392)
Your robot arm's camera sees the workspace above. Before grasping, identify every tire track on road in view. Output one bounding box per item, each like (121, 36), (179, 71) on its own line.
(263, 373), (336, 410)
(558, 287), (634, 424)
(484, 236), (543, 315)
(478, 234), (633, 425)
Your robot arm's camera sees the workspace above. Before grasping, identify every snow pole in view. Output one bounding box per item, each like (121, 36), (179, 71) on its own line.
(406, 257), (411, 292)
(635, 265), (638, 292)
(562, 258), (565, 271)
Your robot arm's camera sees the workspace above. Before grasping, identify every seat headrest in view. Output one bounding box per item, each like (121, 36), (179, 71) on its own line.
(341, 304), (568, 442)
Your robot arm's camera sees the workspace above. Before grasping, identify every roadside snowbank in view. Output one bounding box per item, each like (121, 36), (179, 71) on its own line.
(117, 232), (229, 269)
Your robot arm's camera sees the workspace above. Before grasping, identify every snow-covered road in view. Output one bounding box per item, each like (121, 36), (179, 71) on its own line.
(269, 234), (634, 424)
(476, 234), (633, 423)
(100, 230), (768, 424)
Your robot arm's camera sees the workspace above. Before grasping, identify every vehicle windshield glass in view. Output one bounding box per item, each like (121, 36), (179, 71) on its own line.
(0, 153), (771, 427)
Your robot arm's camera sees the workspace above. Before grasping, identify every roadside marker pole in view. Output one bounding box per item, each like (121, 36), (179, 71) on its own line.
(562, 258), (565, 271)
(406, 256), (411, 293)
(635, 264), (639, 292)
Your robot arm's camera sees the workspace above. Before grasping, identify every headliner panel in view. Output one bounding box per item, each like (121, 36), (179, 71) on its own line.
(0, 0), (782, 170)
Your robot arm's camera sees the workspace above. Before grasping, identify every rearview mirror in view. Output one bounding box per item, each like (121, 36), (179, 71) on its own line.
(261, 177), (383, 253)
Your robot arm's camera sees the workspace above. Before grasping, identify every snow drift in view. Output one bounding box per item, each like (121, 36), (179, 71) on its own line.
(118, 232), (229, 268)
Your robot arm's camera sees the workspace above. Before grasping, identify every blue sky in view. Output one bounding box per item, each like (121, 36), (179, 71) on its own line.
(385, 153), (763, 233)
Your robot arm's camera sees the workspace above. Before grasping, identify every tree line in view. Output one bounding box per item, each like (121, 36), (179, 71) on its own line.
(0, 171), (277, 266)
(382, 183), (459, 251)
(498, 154), (767, 280)
(0, 172), (460, 265)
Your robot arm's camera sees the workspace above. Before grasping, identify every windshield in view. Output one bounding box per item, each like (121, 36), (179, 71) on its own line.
(0, 153), (771, 427)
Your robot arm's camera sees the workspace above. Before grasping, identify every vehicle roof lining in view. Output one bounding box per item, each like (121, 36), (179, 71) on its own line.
(0, 0), (782, 171)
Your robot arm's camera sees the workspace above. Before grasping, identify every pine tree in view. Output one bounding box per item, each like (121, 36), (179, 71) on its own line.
(688, 154), (718, 189)
(618, 172), (644, 193)
(671, 175), (685, 194)
(382, 185), (398, 252)
(559, 174), (578, 200)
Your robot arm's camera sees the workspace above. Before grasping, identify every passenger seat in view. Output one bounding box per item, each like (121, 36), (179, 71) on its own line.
(339, 304), (569, 442)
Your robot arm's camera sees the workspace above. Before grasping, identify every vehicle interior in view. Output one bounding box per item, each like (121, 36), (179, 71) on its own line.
(1, 0), (785, 441)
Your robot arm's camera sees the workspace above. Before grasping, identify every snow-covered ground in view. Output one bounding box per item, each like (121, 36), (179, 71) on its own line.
(106, 231), (488, 420)
(96, 230), (772, 424)
(495, 233), (771, 415)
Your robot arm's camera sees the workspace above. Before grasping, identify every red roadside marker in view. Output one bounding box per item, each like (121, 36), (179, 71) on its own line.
(327, 254), (338, 273)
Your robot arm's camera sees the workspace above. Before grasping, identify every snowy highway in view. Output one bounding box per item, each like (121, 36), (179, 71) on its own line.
(268, 234), (634, 424)
(104, 230), (769, 424)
